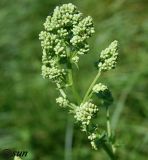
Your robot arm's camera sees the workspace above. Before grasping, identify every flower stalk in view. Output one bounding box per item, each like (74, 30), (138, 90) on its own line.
(82, 70), (101, 103)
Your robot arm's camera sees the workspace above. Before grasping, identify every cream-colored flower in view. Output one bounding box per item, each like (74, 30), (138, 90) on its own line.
(74, 102), (99, 131)
(98, 40), (118, 71)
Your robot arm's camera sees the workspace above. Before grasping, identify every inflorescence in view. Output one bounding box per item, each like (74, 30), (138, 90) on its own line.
(74, 101), (99, 131)
(39, 3), (118, 151)
(98, 40), (118, 71)
(39, 3), (94, 86)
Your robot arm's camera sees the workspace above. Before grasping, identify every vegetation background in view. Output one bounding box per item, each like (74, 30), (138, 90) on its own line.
(0, 0), (148, 159)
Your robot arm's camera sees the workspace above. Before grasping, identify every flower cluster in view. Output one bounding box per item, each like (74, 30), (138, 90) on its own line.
(92, 83), (108, 93)
(39, 3), (95, 85)
(41, 56), (66, 84)
(98, 40), (118, 71)
(88, 133), (97, 150)
(74, 102), (99, 131)
(56, 96), (69, 107)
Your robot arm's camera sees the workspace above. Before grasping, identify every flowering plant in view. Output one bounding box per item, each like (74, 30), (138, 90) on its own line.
(39, 3), (118, 159)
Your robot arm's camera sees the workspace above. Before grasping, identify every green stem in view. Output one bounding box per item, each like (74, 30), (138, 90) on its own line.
(82, 70), (101, 103)
(64, 50), (81, 160)
(65, 116), (74, 160)
(56, 83), (66, 98)
(106, 106), (111, 138)
(106, 106), (116, 156)
(66, 48), (81, 103)
(68, 67), (81, 103)
(102, 142), (117, 160)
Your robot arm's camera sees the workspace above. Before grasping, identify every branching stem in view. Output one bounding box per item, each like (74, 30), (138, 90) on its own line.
(82, 70), (101, 103)
(56, 83), (66, 98)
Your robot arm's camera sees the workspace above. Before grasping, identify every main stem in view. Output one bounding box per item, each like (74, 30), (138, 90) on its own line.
(65, 116), (74, 160)
(102, 142), (117, 160)
(105, 106), (117, 159)
(67, 48), (81, 103)
(67, 67), (81, 103)
(65, 54), (81, 160)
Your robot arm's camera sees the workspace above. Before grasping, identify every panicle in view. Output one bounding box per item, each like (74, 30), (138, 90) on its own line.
(74, 101), (99, 131)
(92, 83), (108, 93)
(39, 3), (95, 86)
(98, 40), (118, 71)
(56, 96), (69, 107)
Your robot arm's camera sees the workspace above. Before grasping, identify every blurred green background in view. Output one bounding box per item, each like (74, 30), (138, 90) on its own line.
(0, 0), (148, 159)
